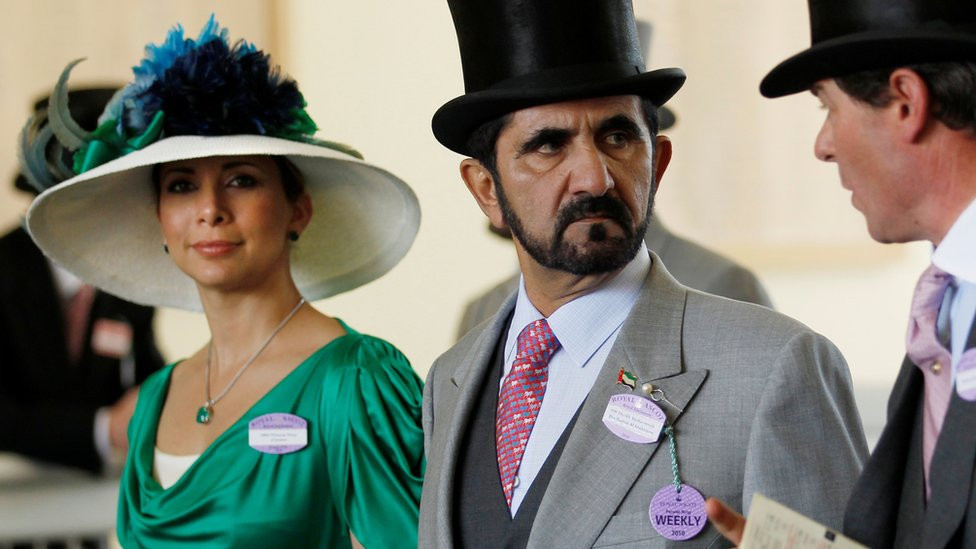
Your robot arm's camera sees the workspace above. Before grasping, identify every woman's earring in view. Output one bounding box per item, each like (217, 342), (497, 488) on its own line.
(288, 231), (300, 242)
(163, 243), (169, 254)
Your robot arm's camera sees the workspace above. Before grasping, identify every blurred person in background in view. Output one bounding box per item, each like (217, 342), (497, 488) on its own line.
(0, 88), (164, 474)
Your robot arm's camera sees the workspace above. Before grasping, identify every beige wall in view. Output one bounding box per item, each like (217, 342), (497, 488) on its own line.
(1, 1), (928, 423)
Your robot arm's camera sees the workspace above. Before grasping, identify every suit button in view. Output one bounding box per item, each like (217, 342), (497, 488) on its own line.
(932, 362), (942, 374)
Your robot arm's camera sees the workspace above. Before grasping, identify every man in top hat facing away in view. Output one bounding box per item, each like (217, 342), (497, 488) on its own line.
(419, 1), (867, 546)
(707, 0), (976, 546)
(0, 89), (164, 473)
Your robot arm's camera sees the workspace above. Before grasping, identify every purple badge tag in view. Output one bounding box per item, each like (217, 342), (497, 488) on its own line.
(649, 484), (707, 541)
(956, 349), (976, 401)
(602, 394), (666, 444)
(248, 413), (308, 454)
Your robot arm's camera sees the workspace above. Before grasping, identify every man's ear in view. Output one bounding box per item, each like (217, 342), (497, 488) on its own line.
(460, 158), (506, 230)
(888, 68), (931, 143)
(653, 135), (673, 192)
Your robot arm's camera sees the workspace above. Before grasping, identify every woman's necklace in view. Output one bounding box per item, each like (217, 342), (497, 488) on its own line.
(196, 297), (306, 425)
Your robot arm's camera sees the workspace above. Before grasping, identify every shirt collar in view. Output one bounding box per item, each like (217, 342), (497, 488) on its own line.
(506, 244), (650, 367)
(933, 196), (976, 285)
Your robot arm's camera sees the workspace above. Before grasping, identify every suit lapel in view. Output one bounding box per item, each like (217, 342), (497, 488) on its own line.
(920, 313), (976, 546)
(843, 358), (922, 546)
(432, 297), (514, 547)
(529, 253), (707, 548)
(921, 393), (976, 546)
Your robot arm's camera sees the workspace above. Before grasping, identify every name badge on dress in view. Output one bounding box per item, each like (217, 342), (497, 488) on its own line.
(248, 413), (307, 454)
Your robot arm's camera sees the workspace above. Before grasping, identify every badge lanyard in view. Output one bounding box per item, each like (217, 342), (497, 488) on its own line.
(610, 369), (708, 541)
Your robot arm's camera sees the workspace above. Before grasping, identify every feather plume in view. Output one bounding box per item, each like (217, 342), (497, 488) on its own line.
(41, 14), (345, 176)
(49, 142), (77, 181)
(96, 88), (127, 131)
(48, 58), (90, 149)
(18, 113), (56, 193)
(133, 37), (313, 139)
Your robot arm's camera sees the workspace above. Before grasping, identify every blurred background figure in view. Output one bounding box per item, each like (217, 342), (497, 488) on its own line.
(456, 21), (772, 340)
(0, 88), (164, 473)
(0, 88), (165, 549)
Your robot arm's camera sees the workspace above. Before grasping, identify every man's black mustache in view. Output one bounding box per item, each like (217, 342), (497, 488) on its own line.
(554, 195), (634, 236)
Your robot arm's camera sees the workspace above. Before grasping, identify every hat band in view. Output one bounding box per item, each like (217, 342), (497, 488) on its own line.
(812, 18), (976, 44)
(485, 62), (644, 92)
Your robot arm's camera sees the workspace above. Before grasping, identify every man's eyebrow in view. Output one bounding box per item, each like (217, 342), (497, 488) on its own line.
(516, 127), (572, 156)
(597, 114), (644, 138)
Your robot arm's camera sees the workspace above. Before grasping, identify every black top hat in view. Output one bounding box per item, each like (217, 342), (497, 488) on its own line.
(432, 0), (686, 156)
(761, 0), (976, 98)
(15, 87), (118, 194)
(635, 20), (676, 131)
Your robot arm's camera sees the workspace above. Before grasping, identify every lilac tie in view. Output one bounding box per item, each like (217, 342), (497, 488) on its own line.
(906, 264), (954, 499)
(496, 319), (560, 508)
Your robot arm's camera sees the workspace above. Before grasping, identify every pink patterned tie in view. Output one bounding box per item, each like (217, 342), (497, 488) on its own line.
(906, 264), (954, 499)
(496, 318), (560, 508)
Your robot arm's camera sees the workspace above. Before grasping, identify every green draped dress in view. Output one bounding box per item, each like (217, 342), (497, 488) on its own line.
(117, 321), (424, 548)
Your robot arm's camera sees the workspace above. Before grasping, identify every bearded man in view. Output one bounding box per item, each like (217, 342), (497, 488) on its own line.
(419, 1), (868, 547)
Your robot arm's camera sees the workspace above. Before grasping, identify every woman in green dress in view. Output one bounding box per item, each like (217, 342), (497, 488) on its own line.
(23, 16), (423, 548)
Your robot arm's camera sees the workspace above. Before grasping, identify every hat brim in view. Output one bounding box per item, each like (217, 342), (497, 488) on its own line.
(26, 135), (420, 311)
(761, 29), (976, 98)
(432, 67), (686, 156)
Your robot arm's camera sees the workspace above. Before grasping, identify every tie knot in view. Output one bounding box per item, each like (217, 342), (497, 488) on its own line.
(516, 318), (560, 363)
(907, 264), (954, 370)
(912, 264), (953, 316)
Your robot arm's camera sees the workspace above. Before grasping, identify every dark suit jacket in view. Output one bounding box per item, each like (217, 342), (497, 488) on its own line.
(844, 317), (976, 548)
(0, 226), (164, 472)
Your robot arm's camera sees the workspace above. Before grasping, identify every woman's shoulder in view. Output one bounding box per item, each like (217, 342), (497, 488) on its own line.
(308, 321), (422, 400)
(140, 362), (178, 393)
(314, 321), (412, 374)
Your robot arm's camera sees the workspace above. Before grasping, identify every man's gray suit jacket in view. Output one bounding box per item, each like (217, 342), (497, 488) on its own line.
(456, 217), (773, 339)
(422, 252), (868, 548)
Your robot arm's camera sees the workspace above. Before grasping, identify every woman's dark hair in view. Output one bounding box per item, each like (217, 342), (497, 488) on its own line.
(273, 156), (305, 202)
(835, 62), (976, 134)
(151, 155), (306, 201)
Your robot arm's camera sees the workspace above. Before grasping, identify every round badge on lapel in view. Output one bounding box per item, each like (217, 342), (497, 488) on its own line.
(649, 484), (707, 541)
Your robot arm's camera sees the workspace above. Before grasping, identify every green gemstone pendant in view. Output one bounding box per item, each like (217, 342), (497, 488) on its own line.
(196, 404), (213, 424)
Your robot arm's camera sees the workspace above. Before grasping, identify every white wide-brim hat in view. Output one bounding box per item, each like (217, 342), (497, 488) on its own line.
(26, 134), (420, 311)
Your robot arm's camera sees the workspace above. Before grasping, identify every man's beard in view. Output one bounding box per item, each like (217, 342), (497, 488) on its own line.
(495, 181), (652, 276)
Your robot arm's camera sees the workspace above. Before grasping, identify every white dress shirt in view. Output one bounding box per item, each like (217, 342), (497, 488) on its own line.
(932, 196), (976, 373)
(501, 245), (650, 515)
